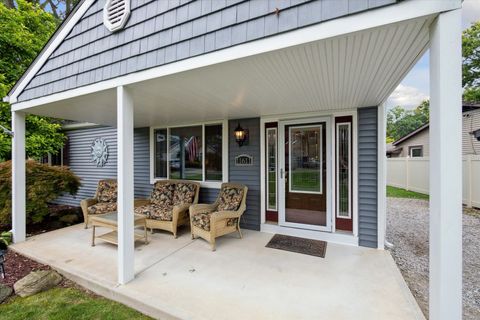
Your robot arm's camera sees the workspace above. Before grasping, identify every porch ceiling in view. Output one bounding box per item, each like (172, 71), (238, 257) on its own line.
(24, 15), (433, 127)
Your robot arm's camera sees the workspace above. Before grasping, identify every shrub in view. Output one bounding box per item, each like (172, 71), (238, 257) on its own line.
(0, 160), (80, 228)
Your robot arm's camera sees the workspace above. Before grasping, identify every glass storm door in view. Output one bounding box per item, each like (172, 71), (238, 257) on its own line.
(278, 118), (331, 231)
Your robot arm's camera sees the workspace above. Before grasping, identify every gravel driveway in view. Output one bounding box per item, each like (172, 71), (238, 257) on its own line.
(386, 197), (480, 320)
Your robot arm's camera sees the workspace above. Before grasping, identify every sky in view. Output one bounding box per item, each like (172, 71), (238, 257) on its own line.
(385, 0), (480, 110)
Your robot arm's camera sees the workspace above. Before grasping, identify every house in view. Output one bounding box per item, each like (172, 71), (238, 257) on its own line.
(387, 102), (480, 157)
(3, 1), (464, 319)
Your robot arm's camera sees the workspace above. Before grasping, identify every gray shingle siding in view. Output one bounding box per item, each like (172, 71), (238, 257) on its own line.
(18, 0), (397, 102)
(357, 107), (378, 248)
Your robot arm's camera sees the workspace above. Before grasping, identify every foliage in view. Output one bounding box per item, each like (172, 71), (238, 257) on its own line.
(386, 100), (429, 142)
(0, 231), (12, 245)
(2, 0), (80, 19)
(386, 186), (429, 200)
(0, 160), (80, 228)
(463, 86), (480, 103)
(0, 287), (152, 320)
(463, 21), (480, 89)
(0, 0), (65, 161)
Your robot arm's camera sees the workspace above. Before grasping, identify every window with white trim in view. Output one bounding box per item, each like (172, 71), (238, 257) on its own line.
(409, 146), (423, 157)
(152, 122), (226, 184)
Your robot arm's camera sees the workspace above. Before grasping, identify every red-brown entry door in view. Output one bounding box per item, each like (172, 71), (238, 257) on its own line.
(279, 119), (331, 231)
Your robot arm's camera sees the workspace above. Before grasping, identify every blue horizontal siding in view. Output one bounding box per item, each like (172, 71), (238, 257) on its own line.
(54, 122), (260, 231)
(357, 106), (378, 248)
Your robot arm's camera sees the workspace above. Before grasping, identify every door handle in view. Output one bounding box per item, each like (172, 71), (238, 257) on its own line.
(280, 168), (284, 179)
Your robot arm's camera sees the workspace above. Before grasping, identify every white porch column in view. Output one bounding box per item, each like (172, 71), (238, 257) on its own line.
(117, 86), (135, 284)
(429, 9), (462, 320)
(12, 111), (26, 243)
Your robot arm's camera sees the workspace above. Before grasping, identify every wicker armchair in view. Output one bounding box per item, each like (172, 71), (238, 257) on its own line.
(80, 179), (118, 228)
(134, 180), (200, 238)
(189, 183), (248, 251)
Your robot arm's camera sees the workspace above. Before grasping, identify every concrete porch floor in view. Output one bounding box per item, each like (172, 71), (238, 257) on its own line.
(11, 225), (424, 320)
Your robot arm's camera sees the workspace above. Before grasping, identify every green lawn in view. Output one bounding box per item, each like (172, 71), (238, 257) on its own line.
(291, 169), (320, 192)
(0, 288), (151, 320)
(387, 186), (429, 200)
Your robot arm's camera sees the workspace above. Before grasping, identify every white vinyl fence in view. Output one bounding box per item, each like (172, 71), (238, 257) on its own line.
(387, 155), (480, 208)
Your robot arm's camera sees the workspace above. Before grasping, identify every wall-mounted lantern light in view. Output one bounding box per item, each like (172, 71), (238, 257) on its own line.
(234, 123), (248, 147)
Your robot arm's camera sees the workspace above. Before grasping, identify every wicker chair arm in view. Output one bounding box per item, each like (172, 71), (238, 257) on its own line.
(134, 199), (151, 207)
(211, 210), (242, 221)
(80, 198), (97, 208)
(173, 203), (191, 215)
(189, 203), (217, 216)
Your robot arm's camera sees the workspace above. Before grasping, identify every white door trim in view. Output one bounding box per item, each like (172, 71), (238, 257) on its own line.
(278, 117), (332, 232)
(260, 110), (358, 239)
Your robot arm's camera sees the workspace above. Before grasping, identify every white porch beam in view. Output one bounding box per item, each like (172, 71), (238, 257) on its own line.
(117, 85), (135, 285)
(429, 9), (462, 320)
(11, 111), (26, 243)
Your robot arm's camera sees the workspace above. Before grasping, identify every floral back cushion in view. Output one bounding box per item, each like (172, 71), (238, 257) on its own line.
(96, 180), (118, 203)
(217, 187), (244, 211)
(151, 182), (175, 206)
(173, 183), (196, 206)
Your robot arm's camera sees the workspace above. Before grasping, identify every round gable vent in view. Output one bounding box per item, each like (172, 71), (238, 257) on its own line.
(103, 0), (131, 32)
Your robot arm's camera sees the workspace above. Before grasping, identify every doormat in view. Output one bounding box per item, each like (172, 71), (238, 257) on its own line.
(265, 234), (327, 258)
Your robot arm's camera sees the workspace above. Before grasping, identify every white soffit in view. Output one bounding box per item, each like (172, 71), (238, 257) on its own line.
(24, 15), (433, 127)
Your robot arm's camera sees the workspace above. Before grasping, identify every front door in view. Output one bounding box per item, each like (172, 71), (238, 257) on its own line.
(278, 118), (331, 231)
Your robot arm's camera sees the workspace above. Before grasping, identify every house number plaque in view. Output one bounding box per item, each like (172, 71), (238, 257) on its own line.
(235, 154), (253, 166)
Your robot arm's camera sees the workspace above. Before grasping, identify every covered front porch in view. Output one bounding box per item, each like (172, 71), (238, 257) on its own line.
(7, 1), (464, 318)
(10, 224), (423, 320)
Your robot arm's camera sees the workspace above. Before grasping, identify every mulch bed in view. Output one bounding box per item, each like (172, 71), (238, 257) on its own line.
(0, 250), (50, 288)
(26, 204), (82, 237)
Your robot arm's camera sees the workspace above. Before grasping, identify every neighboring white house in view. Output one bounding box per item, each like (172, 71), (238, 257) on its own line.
(387, 103), (480, 157)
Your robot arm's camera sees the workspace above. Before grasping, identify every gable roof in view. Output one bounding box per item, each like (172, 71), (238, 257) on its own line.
(5, 0), (400, 104)
(392, 102), (480, 146)
(392, 123), (429, 146)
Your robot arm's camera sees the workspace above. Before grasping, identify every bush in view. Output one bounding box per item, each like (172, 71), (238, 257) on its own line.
(0, 160), (80, 228)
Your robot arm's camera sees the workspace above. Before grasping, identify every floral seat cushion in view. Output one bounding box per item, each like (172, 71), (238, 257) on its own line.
(87, 202), (117, 215)
(217, 187), (244, 211)
(134, 203), (174, 221)
(173, 183), (196, 206)
(151, 182), (174, 206)
(191, 211), (238, 231)
(191, 212), (212, 231)
(96, 180), (118, 203)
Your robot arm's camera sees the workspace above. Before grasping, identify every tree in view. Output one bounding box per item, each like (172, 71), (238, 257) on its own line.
(2, 0), (79, 19)
(0, 0), (65, 160)
(463, 21), (480, 89)
(387, 100), (429, 142)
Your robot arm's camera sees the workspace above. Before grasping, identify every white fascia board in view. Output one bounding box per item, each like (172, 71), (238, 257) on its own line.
(6, 0), (96, 104)
(11, 0), (461, 111)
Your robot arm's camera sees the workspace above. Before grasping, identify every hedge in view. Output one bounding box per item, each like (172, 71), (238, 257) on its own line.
(0, 160), (80, 228)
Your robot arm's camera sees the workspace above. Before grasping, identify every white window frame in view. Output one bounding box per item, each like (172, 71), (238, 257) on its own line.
(150, 120), (228, 188)
(266, 127), (278, 211)
(288, 124), (323, 195)
(336, 122), (352, 219)
(409, 145), (423, 158)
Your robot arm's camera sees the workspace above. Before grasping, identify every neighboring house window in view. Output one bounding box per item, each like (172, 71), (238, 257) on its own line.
(152, 122), (227, 185)
(409, 146), (423, 157)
